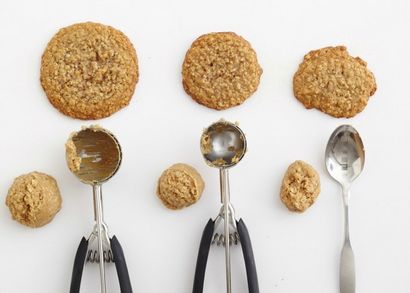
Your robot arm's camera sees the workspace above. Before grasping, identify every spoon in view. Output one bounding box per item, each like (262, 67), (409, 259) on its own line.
(200, 120), (247, 293)
(325, 125), (365, 293)
(67, 126), (122, 293)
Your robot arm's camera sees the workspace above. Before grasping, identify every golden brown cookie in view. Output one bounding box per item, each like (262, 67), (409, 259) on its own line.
(157, 163), (205, 210)
(182, 32), (262, 110)
(5, 171), (62, 228)
(41, 22), (139, 120)
(293, 46), (376, 118)
(280, 161), (320, 213)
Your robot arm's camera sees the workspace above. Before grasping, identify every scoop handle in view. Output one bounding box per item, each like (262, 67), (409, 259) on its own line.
(237, 219), (259, 293)
(192, 219), (215, 293)
(70, 237), (88, 293)
(110, 236), (133, 293)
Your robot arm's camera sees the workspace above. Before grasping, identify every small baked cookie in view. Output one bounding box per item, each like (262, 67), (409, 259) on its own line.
(182, 32), (262, 110)
(280, 161), (320, 212)
(41, 22), (138, 120)
(5, 171), (62, 227)
(293, 46), (376, 118)
(157, 163), (205, 210)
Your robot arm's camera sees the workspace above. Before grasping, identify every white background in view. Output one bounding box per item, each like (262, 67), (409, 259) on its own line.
(0, 0), (409, 292)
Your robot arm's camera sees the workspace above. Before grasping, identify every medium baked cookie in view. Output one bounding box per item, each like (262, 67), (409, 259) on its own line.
(157, 163), (205, 210)
(182, 32), (262, 110)
(280, 161), (320, 212)
(293, 46), (376, 118)
(5, 171), (62, 227)
(41, 22), (139, 120)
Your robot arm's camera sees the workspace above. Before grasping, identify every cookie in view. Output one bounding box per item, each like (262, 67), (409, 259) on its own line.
(293, 46), (376, 118)
(157, 163), (205, 210)
(41, 22), (139, 120)
(182, 32), (262, 110)
(280, 161), (320, 213)
(5, 171), (62, 228)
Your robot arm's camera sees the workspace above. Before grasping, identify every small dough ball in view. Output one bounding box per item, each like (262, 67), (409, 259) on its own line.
(157, 163), (205, 210)
(280, 161), (320, 212)
(5, 171), (62, 227)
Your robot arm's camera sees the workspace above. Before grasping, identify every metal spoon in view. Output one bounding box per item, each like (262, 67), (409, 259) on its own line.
(325, 125), (365, 293)
(67, 126), (122, 293)
(200, 120), (247, 293)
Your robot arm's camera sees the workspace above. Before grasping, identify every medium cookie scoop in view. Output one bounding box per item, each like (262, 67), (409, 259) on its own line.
(280, 161), (320, 212)
(5, 171), (62, 227)
(157, 163), (205, 210)
(293, 46), (376, 118)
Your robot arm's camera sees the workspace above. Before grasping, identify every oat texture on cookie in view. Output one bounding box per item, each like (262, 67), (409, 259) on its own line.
(41, 22), (139, 120)
(182, 32), (262, 110)
(293, 46), (376, 118)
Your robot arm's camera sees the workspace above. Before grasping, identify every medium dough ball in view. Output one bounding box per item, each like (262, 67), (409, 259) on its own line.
(5, 171), (62, 227)
(182, 32), (262, 110)
(41, 22), (139, 120)
(293, 46), (376, 118)
(280, 161), (320, 212)
(157, 163), (205, 210)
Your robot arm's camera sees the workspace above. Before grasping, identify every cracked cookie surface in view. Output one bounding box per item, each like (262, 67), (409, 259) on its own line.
(182, 32), (262, 110)
(41, 22), (138, 120)
(293, 46), (376, 118)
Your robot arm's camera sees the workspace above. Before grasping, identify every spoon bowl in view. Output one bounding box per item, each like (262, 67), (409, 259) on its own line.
(200, 120), (247, 169)
(325, 125), (365, 187)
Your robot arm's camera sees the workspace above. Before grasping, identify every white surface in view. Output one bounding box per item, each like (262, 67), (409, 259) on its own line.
(0, 0), (409, 292)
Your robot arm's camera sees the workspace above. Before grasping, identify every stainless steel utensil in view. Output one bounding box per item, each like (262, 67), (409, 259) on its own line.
(193, 120), (259, 293)
(67, 126), (133, 293)
(325, 125), (365, 293)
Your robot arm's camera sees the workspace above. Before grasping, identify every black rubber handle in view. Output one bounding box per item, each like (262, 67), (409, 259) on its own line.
(69, 237), (88, 293)
(192, 219), (215, 293)
(111, 236), (133, 293)
(237, 219), (259, 293)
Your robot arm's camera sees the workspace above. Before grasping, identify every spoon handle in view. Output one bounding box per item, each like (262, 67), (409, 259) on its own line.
(340, 189), (355, 293)
(340, 239), (355, 293)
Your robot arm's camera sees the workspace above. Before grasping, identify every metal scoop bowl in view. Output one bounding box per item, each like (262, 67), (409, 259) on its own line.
(200, 120), (246, 169)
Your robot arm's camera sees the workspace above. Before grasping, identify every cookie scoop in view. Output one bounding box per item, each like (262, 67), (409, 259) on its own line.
(193, 120), (259, 293)
(66, 125), (133, 293)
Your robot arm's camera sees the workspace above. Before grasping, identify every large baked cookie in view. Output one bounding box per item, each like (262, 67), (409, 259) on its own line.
(41, 22), (138, 120)
(293, 46), (376, 118)
(182, 32), (262, 110)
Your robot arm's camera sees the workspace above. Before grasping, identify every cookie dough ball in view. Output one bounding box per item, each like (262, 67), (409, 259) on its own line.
(157, 163), (205, 210)
(182, 32), (262, 110)
(41, 22), (139, 120)
(293, 46), (376, 118)
(280, 161), (320, 212)
(5, 172), (62, 227)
